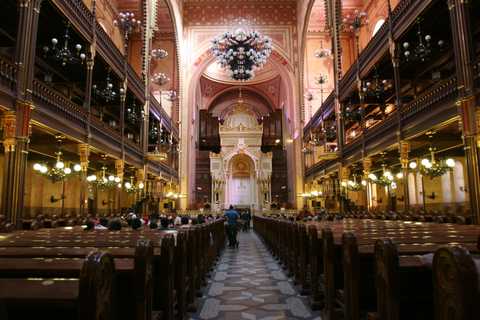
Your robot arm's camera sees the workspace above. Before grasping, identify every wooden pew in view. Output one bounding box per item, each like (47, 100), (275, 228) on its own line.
(367, 238), (434, 320)
(433, 245), (480, 319)
(0, 250), (115, 320)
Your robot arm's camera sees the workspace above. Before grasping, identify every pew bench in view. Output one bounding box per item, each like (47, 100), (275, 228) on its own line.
(0, 251), (115, 320)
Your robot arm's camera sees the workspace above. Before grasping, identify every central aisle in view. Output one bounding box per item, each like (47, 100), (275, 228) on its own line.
(189, 228), (322, 319)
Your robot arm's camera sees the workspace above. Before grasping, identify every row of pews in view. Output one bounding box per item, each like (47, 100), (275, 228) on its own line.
(254, 216), (480, 319)
(337, 210), (470, 224)
(0, 219), (226, 319)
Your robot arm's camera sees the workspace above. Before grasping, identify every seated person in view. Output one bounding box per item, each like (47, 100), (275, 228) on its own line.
(180, 216), (190, 228)
(132, 218), (143, 231)
(108, 219), (122, 231)
(84, 220), (95, 231)
(156, 218), (178, 230)
(296, 205), (313, 221)
(149, 219), (158, 229)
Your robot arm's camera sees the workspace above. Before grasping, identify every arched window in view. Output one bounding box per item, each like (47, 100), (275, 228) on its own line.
(441, 171), (452, 203)
(373, 19), (385, 36)
(416, 172), (424, 205)
(408, 173), (416, 205)
(453, 161), (466, 202)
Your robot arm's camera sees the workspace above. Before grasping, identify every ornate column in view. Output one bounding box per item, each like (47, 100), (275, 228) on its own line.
(398, 141), (410, 212)
(363, 157), (372, 213)
(78, 144), (90, 216)
(115, 160), (124, 215)
(448, 0), (480, 224)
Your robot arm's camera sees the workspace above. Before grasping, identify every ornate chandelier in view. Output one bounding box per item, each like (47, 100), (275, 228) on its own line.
(369, 153), (394, 186)
(146, 147), (167, 161)
(151, 39), (168, 60)
(44, 22), (85, 66)
(124, 169), (144, 194)
(152, 73), (170, 87)
(342, 166), (366, 191)
(164, 191), (181, 201)
(126, 98), (145, 123)
(409, 131), (454, 179)
(114, 12), (141, 39)
(87, 156), (120, 191)
(165, 91), (179, 102)
(363, 66), (392, 99)
(304, 90), (317, 101)
(314, 40), (331, 59)
(403, 20), (444, 62)
(93, 68), (118, 101)
(34, 136), (81, 183)
(209, 29), (274, 81)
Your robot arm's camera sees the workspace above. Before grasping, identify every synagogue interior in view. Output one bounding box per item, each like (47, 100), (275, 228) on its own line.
(0, 0), (480, 318)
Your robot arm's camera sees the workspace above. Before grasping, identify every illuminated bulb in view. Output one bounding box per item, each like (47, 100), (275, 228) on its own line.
(74, 164), (82, 171)
(421, 159), (430, 166)
(64, 168), (71, 174)
(361, 180), (367, 186)
(446, 158), (455, 167)
(138, 183), (144, 189)
(56, 162), (65, 169)
(125, 182), (131, 189)
(34, 163), (41, 170)
(40, 166), (48, 173)
(409, 162), (417, 169)
(397, 172), (403, 179)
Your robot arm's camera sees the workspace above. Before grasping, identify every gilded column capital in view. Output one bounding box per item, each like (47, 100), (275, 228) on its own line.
(363, 157), (372, 172)
(3, 138), (17, 152)
(398, 141), (411, 159)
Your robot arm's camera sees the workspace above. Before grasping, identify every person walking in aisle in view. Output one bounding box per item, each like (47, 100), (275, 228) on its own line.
(223, 205), (239, 248)
(242, 209), (251, 232)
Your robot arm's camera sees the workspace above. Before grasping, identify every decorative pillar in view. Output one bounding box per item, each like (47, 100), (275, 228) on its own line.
(363, 157), (372, 212)
(448, 0), (480, 224)
(78, 144), (90, 216)
(398, 141), (410, 212)
(115, 160), (124, 215)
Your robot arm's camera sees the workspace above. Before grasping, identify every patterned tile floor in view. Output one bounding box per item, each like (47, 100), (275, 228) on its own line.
(189, 228), (322, 320)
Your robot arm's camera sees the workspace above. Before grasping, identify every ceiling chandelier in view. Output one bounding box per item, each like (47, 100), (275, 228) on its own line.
(93, 68), (119, 101)
(146, 147), (167, 161)
(114, 12), (141, 39)
(301, 191), (322, 199)
(342, 166), (366, 191)
(304, 90), (317, 101)
(126, 98), (145, 123)
(209, 29), (274, 81)
(344, 98), (361, 121)
(363, 66), (392, 99)
(314, 40), (331, 59)
(87, 156), (120, 191)
(409, 131), (454, 179)
(403, 20), (444, 62)
(165, 90), (179, 102)
(369, 153), (397, 187)
(44, 22), (85, 66)
(314, 72), (328, 104)
(151, 38), (168, 60)
(124, 169), (144, 194)
(151, 73), (170, 87)
(34, 136), (81, 183)
(164, 191), (182, 201)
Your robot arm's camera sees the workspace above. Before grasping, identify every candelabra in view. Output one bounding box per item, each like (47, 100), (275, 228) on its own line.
(304, 90), (317, 101)
(126, 98), (145, 123)
(33, 136), (82, 183)
(151, 73), (170, 87)
(165, 91), (179, 102)
(363, 66), (392, 99)
(149, 122), (159, 140)
(43, 22), (85, 66)
(342, 166), (366, 191)
(209, 29), (274, 81)
(114, 12), (141, 40)
(151, 38), (168, 60)
(344, 99), (361, 121)
(164, 191), (181, 201)
(314, 40), (331, 59)
(87, 156), (120, 191)
(314, 72), (328, 104)
(403, 20), (444, 62)
(124, 169), (144, 194)
(409, 131), (454, 179)
(369, 153), (394, 186)
(93, 68), (119, 101)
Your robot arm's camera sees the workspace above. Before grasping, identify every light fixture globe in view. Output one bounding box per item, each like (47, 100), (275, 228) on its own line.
(210, 29), (274, 81)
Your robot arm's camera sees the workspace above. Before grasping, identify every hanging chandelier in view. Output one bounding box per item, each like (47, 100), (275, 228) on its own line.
(342, 166), (366, 191)
(146, 147), (168, 161)
(93, 68), (119, 101)
(363, 66), (393, 99)
(124, 169), (144, 194)
(126, 98), (145, 123)
(409, 131), (454, 179)
(164, 191), (181, 201)
(34, 136), (81, 183)
(149, 121), (159, 140)
(209, 29), (274, 81)
(151, 39), (168, 60)
(304, 90), (317, 101)
(43, 22), (85, 66)
(344, 98), (361, 121)
(165, 90), (179, 102)
(151, 73), (170, 87)
(369, 153), (394, 186)
(87, 156), (120, 191)
(314, 40), (331, 59)
(403, 20), (444, 62)
(114, 12), (141, 39)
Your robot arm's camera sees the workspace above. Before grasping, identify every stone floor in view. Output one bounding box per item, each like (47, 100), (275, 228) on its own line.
(189, 227), (322, 320)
